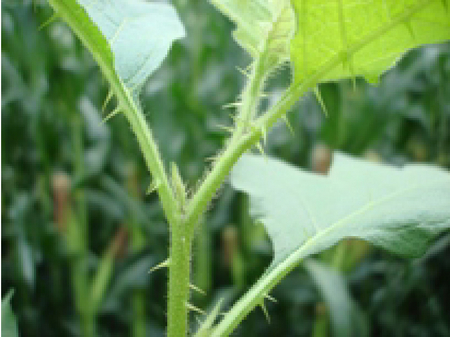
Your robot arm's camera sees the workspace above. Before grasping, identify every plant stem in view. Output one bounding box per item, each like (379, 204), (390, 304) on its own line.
(167, 225), (192, 337)
(72, 116), (95, 337)
(48, 0), (178, 227)
(119, 97), (178, 226)
(185, 54), (268, 232)
(186, 0), (437, 240)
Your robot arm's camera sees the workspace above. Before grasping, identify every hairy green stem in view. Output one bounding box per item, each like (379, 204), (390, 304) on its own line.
(167, 225), (192, 337)
(186, 0), (433, 241)
(185, 54), (268, 232)
(48, 0), (178, 227)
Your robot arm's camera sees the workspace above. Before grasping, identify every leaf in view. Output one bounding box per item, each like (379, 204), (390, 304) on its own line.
(49, 0), (185, 93)
(2, 290), (19, 337)
(214, 152), (450, 336)
(232, 153), (450, 267)
(290, 0), (450, 84)
(211, 0), (294, 69)
(305, 259), (369, 337)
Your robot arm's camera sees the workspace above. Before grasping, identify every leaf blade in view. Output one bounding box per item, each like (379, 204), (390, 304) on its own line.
(75, 0), (185, 91)
(2, 290), (19, 337)
(212, 153), (450, 335)
(290, 0), (450, 84)
(305, 260), (369, 337)
(232, 153), (450, 269)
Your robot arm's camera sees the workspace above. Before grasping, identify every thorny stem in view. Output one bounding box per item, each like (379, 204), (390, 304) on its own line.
(48, 0), (438, 336)
(167, 226), (193, 337)
(47, 0), (178, 228)
(185, 52), (269, 234)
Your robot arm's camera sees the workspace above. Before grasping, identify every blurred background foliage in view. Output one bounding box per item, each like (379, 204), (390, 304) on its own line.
(2, 0), (450, 336)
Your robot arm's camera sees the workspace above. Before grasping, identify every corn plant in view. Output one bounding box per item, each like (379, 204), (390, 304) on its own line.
(43, 0), (450, 336)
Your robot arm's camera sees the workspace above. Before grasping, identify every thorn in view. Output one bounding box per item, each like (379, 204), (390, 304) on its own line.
(313, 86), (328, 117)
(246, 43), (260, 58)
(222, 101), (242, 109)
(102, 106), (121, 123)
(244, 62), (254, 73)
(281, 115), (294, 136)
(190, 284), (206, 295)
(230, 114), (243, 126)
(261, 125), (267, 145)
(146, 179), (161, 195)
(195, 299), (223, 335)
(205, 155), (217, 162)
(236, 66), (251, 78)
(186, 303), (206, 315)
(148, 258), (170, 273)
(256, 141), (266, 157)
(102, 90), (114, 113)
(217, 124), (234, 133)
(259, 301), (270, 323)
(39, 13), (58, 30)
(264, 294), (277, 303)
(403, 20), (416, 42)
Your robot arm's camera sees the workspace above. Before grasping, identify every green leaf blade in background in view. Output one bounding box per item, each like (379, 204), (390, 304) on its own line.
(231, 152), (450, 271)
(2, 290), (19, 337)
(290, 0), (450, 84)
(305, 260), (369, 337)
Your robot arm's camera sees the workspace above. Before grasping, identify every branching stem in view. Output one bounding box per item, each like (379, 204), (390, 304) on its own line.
(185, 52), (269, 233)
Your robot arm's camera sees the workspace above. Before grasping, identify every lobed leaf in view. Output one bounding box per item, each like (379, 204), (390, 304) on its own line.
(213, 153), (449, 336)
(231, 152), (450, 271)
(290, 0), (450, 84)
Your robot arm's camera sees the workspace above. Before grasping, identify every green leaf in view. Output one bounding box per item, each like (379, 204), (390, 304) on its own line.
(305, 260), (369, 337)
(50, 0), (185, 93)
(211, 0), (294, 69)
(232, 153), (450, 266)
(2, 290), (19, 337)
(214, 152), (450, 336)
(290, 0), (450, 84)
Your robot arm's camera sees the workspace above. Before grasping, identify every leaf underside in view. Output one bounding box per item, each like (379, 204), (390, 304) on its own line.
(49, 0), (185, 102)
(76, 0), (185, 92)
(231, 153), (450, 273)
(290, 0), (450, 84)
